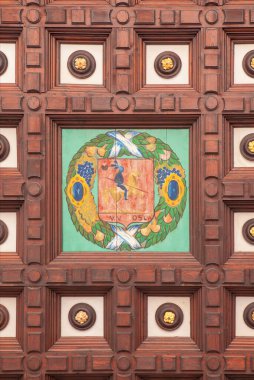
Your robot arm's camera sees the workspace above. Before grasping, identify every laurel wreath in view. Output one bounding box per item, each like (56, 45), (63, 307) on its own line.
(65, 130), (187, 251)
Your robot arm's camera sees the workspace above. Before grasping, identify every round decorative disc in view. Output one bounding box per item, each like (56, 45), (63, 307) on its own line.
(0, 51), (8, 76)
(243, 302), (254, 328)
(242, 219), (254, 245)
(0, 220), (8, 245)
(0, 134), (10, 162)
(155, 302), (184, 331)
(242, 50), (254, 78)
(240, 133), (254, 161)
(0, 304), (9, 331)
(154, 51), (182, 79)
(68, 303), (96, 330)
(67, 50), (96, 79)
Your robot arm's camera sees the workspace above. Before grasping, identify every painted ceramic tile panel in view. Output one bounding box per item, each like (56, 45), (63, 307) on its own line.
(62, 129), (189, 252)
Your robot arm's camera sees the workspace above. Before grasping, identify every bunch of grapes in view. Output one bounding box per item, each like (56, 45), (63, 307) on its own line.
(78, 161), (94, 186)
(157, 167), (171, 187)
(156, 166), (182, 187)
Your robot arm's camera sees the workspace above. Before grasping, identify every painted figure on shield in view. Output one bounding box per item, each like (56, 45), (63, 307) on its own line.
(111, 160), (128, 200)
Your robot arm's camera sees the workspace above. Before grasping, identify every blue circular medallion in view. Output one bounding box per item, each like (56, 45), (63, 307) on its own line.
(72, 182), (84, 202)
(168, 180), (179, 201)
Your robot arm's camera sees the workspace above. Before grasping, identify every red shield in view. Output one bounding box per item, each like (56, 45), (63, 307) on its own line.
(98, 158), (154, 227)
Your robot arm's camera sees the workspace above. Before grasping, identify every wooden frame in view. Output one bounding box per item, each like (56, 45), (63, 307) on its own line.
(45, 115), (201, 264)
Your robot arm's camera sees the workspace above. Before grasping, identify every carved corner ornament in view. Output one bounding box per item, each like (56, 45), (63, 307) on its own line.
(155, 302), (183, 331)
(154, 51), (182, 79)
(68, 303), (96, 330)
(67, 50), (96, 79)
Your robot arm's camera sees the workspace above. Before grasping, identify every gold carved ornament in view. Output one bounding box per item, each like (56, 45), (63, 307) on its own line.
(163, 311), (176, 324)
(248, 140), (254, 153)
(250, 57), (254, 69)
(74, 310), (89, 325)
(249, 226), (254, 238)
(161, 57), (174, 71)
(74, 57), (87, 70)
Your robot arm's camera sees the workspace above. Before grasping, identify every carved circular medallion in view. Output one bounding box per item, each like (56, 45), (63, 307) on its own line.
(0, 51), (8, 76)
(67, 50), (96, 79)
(27, 182), (42, 197)
(154, 51), (182, 79)
(243, 50), (254, 78)
(240, 133), (254, 161)
(243, 302), (254, 328)
(242, 219), (254, 245)
(68, 303), (96, 330)
(0, 304), (9, 331)
(155, 302), (183, 331)
(0, 220), (8, 245)
(0, 134), (10, 162)
(27, 96), (41, 111)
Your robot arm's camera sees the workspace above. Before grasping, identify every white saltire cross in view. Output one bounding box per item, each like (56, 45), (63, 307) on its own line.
(107, 131), (143, 158)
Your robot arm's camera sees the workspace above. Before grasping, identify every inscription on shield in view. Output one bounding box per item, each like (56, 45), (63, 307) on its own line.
(98, 158), (154, 227)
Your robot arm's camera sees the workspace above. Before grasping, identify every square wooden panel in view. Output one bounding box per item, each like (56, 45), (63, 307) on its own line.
(59, 43), (104, 85)
(134, 287), (202, 351)
(0, 289), (23, 353)
(224, 29), (254, 91)
(0, 28), (23, 90)
(223, 117), (254, 173)
(0, 128), (18, 168)
(0, 207), (24, 265)
(45, 287), (113, 351)
(46, 116), (202, 264)
(134, 28), (200, 92)
(46, 28), (111, 91)
(223, 288), (254, 353)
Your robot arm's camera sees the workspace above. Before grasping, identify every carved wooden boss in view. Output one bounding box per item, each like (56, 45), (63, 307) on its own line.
(1, 0), (254, 379)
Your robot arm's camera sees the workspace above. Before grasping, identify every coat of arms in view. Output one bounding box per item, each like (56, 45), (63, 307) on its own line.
(65, 130), (187, 251)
